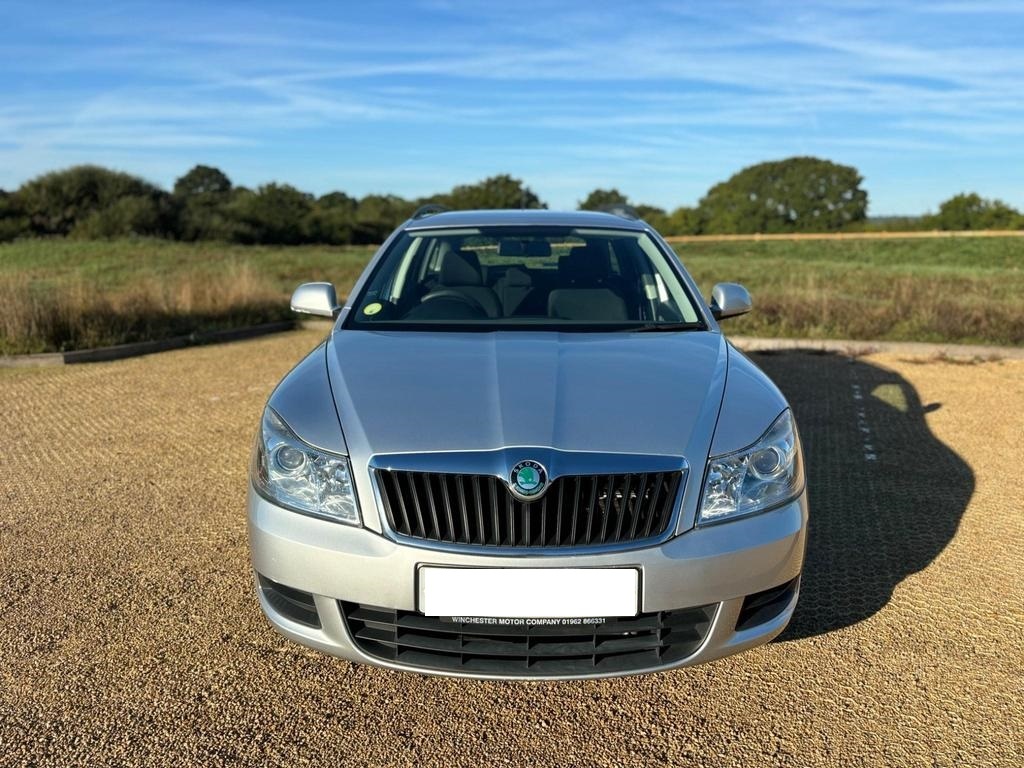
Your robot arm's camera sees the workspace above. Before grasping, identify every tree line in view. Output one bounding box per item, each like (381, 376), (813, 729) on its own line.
(0, 157), (1020, 245)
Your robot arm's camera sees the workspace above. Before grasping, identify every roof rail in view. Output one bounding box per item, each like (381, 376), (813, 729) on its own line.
(412, 203), (450, 219)
(597, 203), (640, 220)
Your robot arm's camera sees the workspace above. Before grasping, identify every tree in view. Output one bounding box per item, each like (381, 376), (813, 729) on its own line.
(305, 192), (358, 244)
(70, 193), (177, 239)
(697, 157), (868, 234)
(578, 188), (629, 210)
(173, 165), (232, 198)
(352, 194), (415, 244)
(440, 174), (545, 210)
(659, 206), (701, 236)
(0, 189), (28, 242)
(173, 165), (235, 241)
(230, 184), (314, 244)
(576, 190), (674, 229)
(15, 165), (163, 236)
(927, 193), (1023, 231)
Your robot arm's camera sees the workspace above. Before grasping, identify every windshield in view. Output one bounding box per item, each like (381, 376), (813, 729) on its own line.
(345, 225), (704, 331)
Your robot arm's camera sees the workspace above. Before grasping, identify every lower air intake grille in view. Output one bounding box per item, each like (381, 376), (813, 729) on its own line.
(340, 602), (715, 676)
(376, 470), (683, 548)
(258, 575), (320, 628)
(736, 576), (800, 631)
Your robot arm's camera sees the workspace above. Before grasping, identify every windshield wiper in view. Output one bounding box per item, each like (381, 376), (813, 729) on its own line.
(622, 322), (703, 332)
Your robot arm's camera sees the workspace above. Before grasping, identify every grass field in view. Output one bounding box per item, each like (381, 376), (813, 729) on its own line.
(0, 240), (374, 355)
(1, 236), (1022, 354)
(678, 237), (1024, 345)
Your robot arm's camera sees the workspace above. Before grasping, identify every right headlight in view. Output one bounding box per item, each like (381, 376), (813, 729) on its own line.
(699, 409), (803, 525)
(251, 407), (361, 526)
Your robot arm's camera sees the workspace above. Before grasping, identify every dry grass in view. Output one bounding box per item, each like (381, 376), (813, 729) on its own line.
(679, 237), (1024, 346)
(1, 236), (1022, 354)
(0, 262), (292, 354)
(666, 229), (1024, 243)
(721, 273), (1024, 345)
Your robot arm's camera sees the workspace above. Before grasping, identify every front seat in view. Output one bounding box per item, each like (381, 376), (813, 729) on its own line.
(492, 266), (533, 316)
(558, 244), (629, 295)
(548, 244), (629, 321)
(429, 249), (502, 318)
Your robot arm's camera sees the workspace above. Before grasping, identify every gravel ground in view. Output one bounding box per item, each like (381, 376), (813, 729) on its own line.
(1, 329), (1021, 767)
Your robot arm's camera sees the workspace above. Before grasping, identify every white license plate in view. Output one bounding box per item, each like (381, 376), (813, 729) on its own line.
(418, 567), (639, 618)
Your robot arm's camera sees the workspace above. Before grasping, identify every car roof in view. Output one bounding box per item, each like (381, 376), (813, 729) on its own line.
(402, 209), (650, 232)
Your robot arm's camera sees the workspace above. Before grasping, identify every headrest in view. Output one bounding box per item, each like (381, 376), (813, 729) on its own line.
(503, 266), (532, 287)
(559, 244), (612, 283)
(457, 248), (481, 272)
(439, 249), (482, 286)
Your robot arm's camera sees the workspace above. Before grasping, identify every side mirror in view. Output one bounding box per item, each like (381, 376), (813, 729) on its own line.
(290, 282), (340, 318)
(710, 282), (752, 320)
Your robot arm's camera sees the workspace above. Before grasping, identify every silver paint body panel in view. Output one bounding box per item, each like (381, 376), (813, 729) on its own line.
(266, 343), (347, 456)
(709, 344), (789, 456)
(710, 281), (753, 319)
(290, 281), (340, 318)
(248, 487), (807, 680)
(324, 328), (730, 535)
(249, 209), (809, 679)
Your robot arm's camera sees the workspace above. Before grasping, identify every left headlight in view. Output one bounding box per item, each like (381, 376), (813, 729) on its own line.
(251, 407), (361, 526)
(699, 409), (804, 525)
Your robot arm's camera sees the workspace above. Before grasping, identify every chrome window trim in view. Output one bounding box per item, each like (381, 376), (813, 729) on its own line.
(367, 448), (689, 557)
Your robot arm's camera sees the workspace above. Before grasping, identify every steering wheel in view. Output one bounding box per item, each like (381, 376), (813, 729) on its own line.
(419, 289), (489, 317)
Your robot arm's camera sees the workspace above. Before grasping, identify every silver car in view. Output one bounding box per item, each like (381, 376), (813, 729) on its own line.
(248, 208), (807, 680)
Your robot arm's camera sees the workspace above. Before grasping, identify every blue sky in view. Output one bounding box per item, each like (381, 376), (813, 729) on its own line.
(2, 0), (1022, 214)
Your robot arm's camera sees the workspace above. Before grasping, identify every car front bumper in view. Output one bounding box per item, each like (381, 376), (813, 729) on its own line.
(247, 485), (808, 680)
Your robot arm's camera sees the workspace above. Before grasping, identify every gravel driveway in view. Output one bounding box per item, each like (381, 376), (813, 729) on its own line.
(1, 329), (1021, 767)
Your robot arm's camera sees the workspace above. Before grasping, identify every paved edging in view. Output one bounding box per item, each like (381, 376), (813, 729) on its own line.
(0, 321), (296, 368)
(729, 335), (1024, 359)
(3, 322), (1020, 367)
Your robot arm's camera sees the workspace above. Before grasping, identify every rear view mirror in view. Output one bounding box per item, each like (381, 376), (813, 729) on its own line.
(291, 282), (340, 318)
(710, 282), (752, 320)
(498, 239), (525, 257)
(525, 240), (552, 257)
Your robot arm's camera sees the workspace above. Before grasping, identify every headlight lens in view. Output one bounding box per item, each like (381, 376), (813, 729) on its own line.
(699, 410), (803, 524)
(251, 407), (360, 525)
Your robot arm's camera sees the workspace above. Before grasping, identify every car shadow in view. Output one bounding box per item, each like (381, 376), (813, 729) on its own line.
(748, 350), (975, 641)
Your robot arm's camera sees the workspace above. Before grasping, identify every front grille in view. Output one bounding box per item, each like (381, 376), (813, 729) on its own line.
(341, 602), (716, 676)
(376, 470), (682, 548)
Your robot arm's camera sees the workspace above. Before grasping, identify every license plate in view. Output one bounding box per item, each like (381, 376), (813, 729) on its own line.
(417, 567), (639, 618)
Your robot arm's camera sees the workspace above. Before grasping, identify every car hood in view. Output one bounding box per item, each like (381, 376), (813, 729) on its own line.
(326, 330), (728, 459)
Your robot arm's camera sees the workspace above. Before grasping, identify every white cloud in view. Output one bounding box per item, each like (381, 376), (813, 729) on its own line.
(1, 0), (1021, 210)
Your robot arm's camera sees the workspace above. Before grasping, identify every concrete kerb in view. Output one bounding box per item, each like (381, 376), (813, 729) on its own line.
(2, 322), (1020, 367)
(728, 335), (1024, 360)
(0, 321), (298, 368)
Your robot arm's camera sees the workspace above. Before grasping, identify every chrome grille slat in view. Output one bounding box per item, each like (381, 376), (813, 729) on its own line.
(454, 476), (471, 544)
(376, 469), (682, 549)
(488, 476), (500, 546)
(471, 476), (485, 546)
(626, 473), (648, 540)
